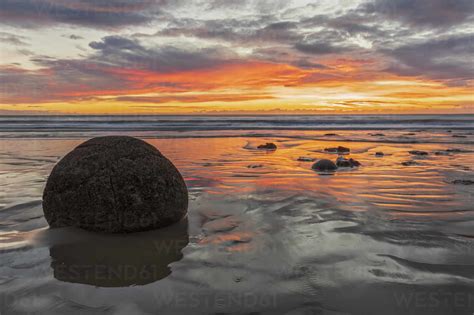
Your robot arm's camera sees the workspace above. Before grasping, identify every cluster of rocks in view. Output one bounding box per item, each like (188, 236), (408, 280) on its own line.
(402, 147), (470, 166)
(296, 145), (362, 173)
(401, 150), (429, 166)
(311, 156), (362, 172)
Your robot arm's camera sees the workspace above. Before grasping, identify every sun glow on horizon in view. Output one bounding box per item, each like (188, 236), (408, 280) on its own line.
(0, 1), (472, 115)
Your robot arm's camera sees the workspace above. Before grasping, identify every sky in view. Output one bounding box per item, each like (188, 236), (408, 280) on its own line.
(0, 0), (473, 115)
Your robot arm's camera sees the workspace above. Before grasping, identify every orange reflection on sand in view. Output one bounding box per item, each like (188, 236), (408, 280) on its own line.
(1, 133), (470, 227)
(198, 231), (256, 252)
(147, 134), (473, 222)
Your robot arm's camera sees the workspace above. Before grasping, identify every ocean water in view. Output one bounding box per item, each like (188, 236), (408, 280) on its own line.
(1, 114), (473, 136)
(0, 115), (473, 314)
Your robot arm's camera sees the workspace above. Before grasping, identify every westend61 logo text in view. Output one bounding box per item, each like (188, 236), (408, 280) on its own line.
(394, 291), (474, 309)
(153, 291), (278, 309)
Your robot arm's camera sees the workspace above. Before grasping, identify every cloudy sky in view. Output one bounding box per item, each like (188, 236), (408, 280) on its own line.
(0, 0), (473, 114)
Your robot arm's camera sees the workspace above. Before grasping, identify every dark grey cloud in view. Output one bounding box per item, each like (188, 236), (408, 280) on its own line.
(0, 57), (144, 104)
(17, 49), (34, 56)
(67, 34), (84, 40)
(293, 59), (328, 70)
(157, 17), (301, 45)
(114, 92), (274, 103)
(205, 0), (290, 13)
(89, 36), (144, 51)
(1, 0), (473, 103)
(0, 32), (29, 46)
(0, 0), (162, 28)
(0, 35), (242, 103)
(361, 0), (474, 27)
(89, 35), (239, 73)
(298, 11), (414, 53)
(293, 24), (362, 56)
(0, 66), (55, 103)
(294, 42), (343, 55)
(155, 14), (364, 68)
(155, 10), (378, 61)
(385, 34), (474, 84)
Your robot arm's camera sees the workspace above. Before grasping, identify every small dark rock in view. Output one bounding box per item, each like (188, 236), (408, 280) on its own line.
(336, 156), (361, 167)
(324, 146), (350, 154)
(233, 276), (243, 283)
(452, 135), (467, 138)
(42, 136), (188, 233)
(349, 158), (361, 167)
(401, 160), (419, 166)
(324, 133), (338, 136)
(369, 133), (385, 136)
(452, 179), (474, 185)
(404, 133), (416, 136)
(257, 143), (277, 150)
(434, 151), (450, 156)
(247, 164), (263, 168)
(336, 156), (351, 167)
(312, 159), (338, 171)
(446, 148), (464, 153)
(297, 156), (316, 162)
(408, 150), (428, 156)
(375, 152), (384, 157)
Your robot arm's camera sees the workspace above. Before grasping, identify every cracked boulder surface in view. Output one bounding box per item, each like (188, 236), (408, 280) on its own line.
(43, 136), (188, 233)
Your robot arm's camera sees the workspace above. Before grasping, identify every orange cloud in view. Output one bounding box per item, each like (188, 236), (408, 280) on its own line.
(1, 58), (472, 114)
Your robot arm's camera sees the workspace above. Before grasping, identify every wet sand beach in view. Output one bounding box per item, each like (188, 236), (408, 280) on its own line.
(0, 115), (473, 314)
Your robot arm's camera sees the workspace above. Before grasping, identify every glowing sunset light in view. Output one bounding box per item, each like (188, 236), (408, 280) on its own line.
(0, 0), (472, 115)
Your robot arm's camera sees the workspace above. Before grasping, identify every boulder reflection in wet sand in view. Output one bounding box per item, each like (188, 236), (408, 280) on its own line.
(49, 218), (188, 287)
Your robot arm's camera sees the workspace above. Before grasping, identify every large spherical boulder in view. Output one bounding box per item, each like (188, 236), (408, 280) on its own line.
(43, 136), (188, 233)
